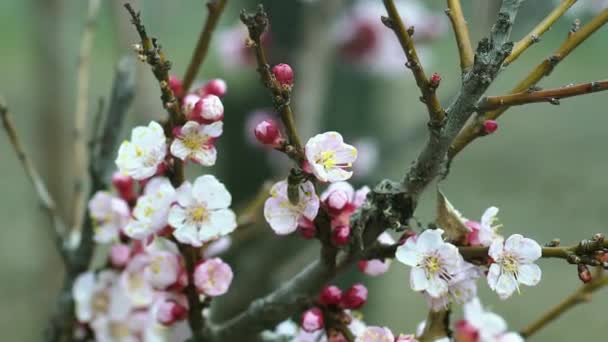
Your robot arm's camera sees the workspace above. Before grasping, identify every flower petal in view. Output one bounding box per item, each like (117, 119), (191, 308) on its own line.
(395, 241), (422, 267)
(495, 273), (518, 299)
(416, 229), (444, 253)
(173, 224), (202, 247)
(410, 267), (429, 292)
(192, 175), (231, 209)
(517, 263), (541, 286)
(207, 209), (237, 237)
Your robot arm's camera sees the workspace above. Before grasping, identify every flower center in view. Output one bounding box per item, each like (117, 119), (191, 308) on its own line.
(317, 150), (337, 169)
(189, 205), (209, 223)
(183, 133), (206, 151)
(502, 253), (519, 273)
(92, 292), (109, 313)
(424, 255), (442, 275)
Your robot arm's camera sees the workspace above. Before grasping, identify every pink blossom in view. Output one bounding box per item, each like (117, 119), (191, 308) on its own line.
(254, 119), (282, 147)
(272, 63), (294, 86)
(305, 132), (357, 182)
(301, 307), (324, 332)
(110, 243), (131, 268)
(124, 177), (176, 240)
(88, 191), (130, 243)
(264, 180), (320, 235)
(170, 120), (222, 166)
(194, 257), (233, 296)
(144, 250), (180, 290)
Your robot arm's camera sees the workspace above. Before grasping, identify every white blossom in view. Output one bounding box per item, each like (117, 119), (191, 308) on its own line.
(264, 180), (320, 235)
(88, 191), (130, 243)
(305, 132), (358, 182)
(124, 177), (176, 240)
(170, 121), (222, 166)
(116, 121), (167, 180)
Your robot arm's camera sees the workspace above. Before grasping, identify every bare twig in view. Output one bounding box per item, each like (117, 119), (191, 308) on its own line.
(240, 5), (304, 159)
(504, 0), (578, 66)
(479, 80), (608, 110)
(520, 272), (608, 338)
(0, 98), (68, 258)
(70, 0), (102, 247)
(446, 0), (474, 73)
(181, 0), (228, 93)
(382, 0), (445, 128)
(418, 309), (451, 342)
(450, 8), (608, 159)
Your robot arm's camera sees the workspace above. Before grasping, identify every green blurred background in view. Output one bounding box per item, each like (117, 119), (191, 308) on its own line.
(0, 0), (606, 340)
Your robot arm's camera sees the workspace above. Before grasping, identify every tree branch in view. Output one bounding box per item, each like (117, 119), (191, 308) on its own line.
(70, 0), (102, 245)
(504, 0), (577, 66)
(479, 80), (608, 110)
(449, 8), (608, 159)
(382, 0), (445, 128)
(445, 0), (474, 73)
(520, 270), (608, 338)
(240, 5), (304, 159)
(181, 0), (228, 93)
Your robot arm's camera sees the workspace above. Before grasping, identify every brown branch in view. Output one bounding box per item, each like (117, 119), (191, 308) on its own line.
(240, 5), (304, 159)
(382, 0), (445, 128)
(0, 98), (68, 258)
(479, 80), (608, 110)
(504, 0), (578, 66)
(520, 271), (608, 338)
(449, 8), (608, 159)
(70, 0), (102, 249)
(445, 0), (474, 73)
(418, 308), (450, 342)
(181, 0), (228, 93)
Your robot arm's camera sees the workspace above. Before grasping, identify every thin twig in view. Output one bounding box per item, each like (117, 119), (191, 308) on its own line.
(181, 0), (228, 93)
(449, 8), (608, 159)
(382, 0), (445, 128)
(504, 0), (578, 66)
(479, 80), (608, 110)
(0, 98), (68, 259)
(240, 5), (304, 159)
(446, 0), (474, 73)
(70, 0), (102, 245)
(520, 273), (608, 338)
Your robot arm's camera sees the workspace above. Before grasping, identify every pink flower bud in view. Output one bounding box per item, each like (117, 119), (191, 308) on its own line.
(109, 243), (131, 268)
(156, 300), (188, 326)
(301, 307), (324, 332)
(340, 283), (368, 309)
(326, 190), (349, 212)
(298, 218), (317, 239)
(332, 225), (351, 246)
(429, 72), (441, 88)
(318, 285), (342, 306)
(483, 120), (498, 134)
(328, 330), (348, 342)
(111, 172), (136, 202)
(254, 119), (282, 146)
(169, 75), (184, 99)
(199, 95), (224, 122)
(272, 63), (294, 87)
(455, 320), (479, 342)
(194, 258), (233, 296)
(578, 264), (592, 284)
(201, 78), (227, 98)
(357, 259), (390, 276)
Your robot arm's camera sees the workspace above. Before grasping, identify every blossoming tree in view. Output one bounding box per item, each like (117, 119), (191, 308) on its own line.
(2, 0), (608, 341)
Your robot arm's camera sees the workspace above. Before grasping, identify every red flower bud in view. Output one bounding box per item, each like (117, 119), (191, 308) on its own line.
(301, 307), (324, 332)
(111, 172), (136, 202)
(455, 320), (480, 342)
(169, 75), (184, 99)
(340, 283), (368, 309)
(318, 285), (343, 306)
(483, 120), (498, 134)
(157, 300), (188, 326)
(254, 119), (282, 146)
(332, 225), (351, 246)
(201, 78), (227, 98)
(299, 218), (317, 239)
(429, 72), (441, 88)
(272, 63), (294, 87)
(578, 264), (592, 283)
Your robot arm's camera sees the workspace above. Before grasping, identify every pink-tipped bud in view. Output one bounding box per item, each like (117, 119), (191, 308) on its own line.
(455, 320), (479, 342)
(483, 120), (498, 134)
(254, 119), (282, 146)
(201, 79), (227, 98)
(172, 126), (183, 138)
(169, 75), (184, 99)
(111, 172), (136, 202)
(332, 225), (351, 246)
(298, 218), (317, 239)
(318, 285), (342, 306)
(156, 300), (188, 326)
(326, 190), (349, 212)
(109, 243), (131, 268)
(199, 95), (224, 122)
(340, 283), (368, 309)
(429, 72), (441, 88)
(301, 307), (324, 333)
(357, 259), (390, 277)
(578, 264), (592, 284)
(272, 63), (294, 87)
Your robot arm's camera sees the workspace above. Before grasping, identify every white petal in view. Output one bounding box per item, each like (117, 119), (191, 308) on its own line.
(481, 206), (499, 227)
(124, 219), (153, 240)
(425, 275), (448, 298)
(168, 206), (187, 229)
(176, 181), (194, 207)
(463, 297), (484, 322)
(495, 273), (518, 299)
(207, 209), (237, 237)
(416, 229), (444, 253)
(410, 267), (430, 292)
(170, 140), (191, 160)
(192, 175), (231, 209)
(517, 263), (541, 286)
(264, 197), (298, 235)
(192, 146), (217, 166)
(181, 121), (200, 134)
(395, 241), (422, 267)
(487, 263), (501, 291)
(480, 312), (508, 337)
(515, 237), (542, 263)
(201, 121), (223, 138)
(325, 168), (353, 182)
(488, 238), (505, 261)
(173, 224), (202, 247)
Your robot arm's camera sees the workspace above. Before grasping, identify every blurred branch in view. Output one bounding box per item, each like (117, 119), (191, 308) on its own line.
(479, 80), (608, 110)
(520, 270), (608, 338)
(449, 8), (608, 159)
(240, 5), (304, 160)
(0, 98), (68, 259)
(382, 0), (445, 129)
(418, 309), (450, 342)
(181, 0), (228, 93)
(446, 0), (474, 73)
(70, 0), (102, 247)
(504, 0), (577, 66)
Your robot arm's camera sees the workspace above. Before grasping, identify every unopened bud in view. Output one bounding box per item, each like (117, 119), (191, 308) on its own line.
(272, 63), (294, 87)
(298, 218), (317, 239)
(340, 283), (368, 309)
(578, 264), (592, 284)
(156, 300), (188, 326)
(254, 119), (282, 146)
(332, 225), (351, 246)
(326, 190), (349, 212)
(111, 172), (136, 202)
(301, 307), (324, 332)
(199, 95), (224, 122)
(483, 120), (498, 134)
(201, 78), (227, 98)
(168, 75), (184, 99)
(109, 243), (131, 268)
(429, 72), (441, 88)
(318, 285), (342, 306)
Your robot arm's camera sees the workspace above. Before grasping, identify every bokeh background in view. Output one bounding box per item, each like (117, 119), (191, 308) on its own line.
(1, 0), (606, 340)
